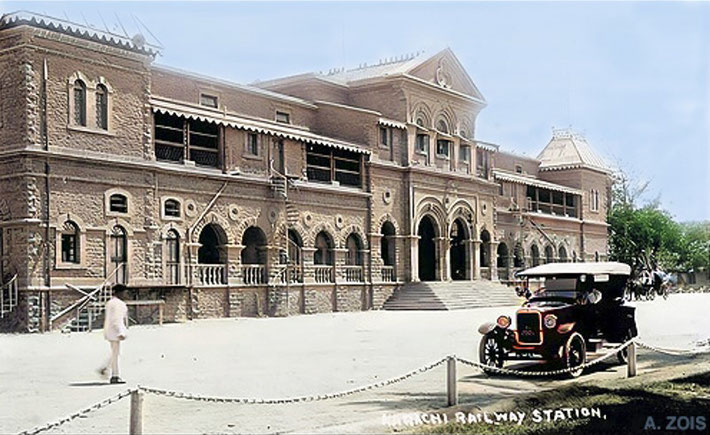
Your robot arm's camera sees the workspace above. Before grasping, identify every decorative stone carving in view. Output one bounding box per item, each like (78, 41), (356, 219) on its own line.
(185, 199), (198, 218)
(334, 214), (345, 230)
(228, 204), (239, 221)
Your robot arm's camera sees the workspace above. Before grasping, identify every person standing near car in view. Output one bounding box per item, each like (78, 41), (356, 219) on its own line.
(98, 295), (128, 384)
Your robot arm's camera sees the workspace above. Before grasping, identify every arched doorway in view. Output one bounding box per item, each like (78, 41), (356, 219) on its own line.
(449, 218), (468, 280)
(513, 242), (525, 268)
(380, 221), (396, 282)
(497, 243), (509, 280)
(242, 226), (267, 284)
(545, 245), (554, 264)
(314, 231), (335, 283)
(531, 244), (540, 267)
(197, 223), (227, 285)
(558, 245), (568, 262)
(417, 215), (438, 281)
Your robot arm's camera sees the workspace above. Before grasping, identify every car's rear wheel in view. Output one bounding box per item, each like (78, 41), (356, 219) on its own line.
(479, 334), (505, 373)
(616, 329), (634, 364)
(564, 333), (586, 377)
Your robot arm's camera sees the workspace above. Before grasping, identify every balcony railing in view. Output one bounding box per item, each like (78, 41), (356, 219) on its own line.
(288, 264), (303, 284)
(343, 265), (364, 283)
(314, 265), (334, 283)
(381, 266), (396, 282)
(242, 265), (266, 286)
(194, 264), (226, 286)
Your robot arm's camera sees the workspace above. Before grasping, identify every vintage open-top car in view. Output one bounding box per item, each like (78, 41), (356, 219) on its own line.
(478, 262), (638, 376)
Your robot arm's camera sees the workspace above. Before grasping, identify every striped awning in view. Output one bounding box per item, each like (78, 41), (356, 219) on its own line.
(151, 97), (370, 155)
(492, 169), (582, 195)
(378, 118), (407, 129)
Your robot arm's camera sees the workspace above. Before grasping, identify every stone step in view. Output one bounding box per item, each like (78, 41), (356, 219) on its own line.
(384, 280), (521, 311)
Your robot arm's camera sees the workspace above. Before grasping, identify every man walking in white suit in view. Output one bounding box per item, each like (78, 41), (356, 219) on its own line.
(98, 295), (128, 384)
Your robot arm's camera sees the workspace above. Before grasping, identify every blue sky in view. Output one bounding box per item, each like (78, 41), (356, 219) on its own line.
(3, 1), (709, 222)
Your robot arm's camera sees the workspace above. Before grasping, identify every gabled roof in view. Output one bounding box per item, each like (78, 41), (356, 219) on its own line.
(256, 48), (486, 103)
(537, 129), (611, 173)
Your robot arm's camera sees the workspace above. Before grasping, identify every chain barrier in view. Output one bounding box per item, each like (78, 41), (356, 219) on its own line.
(634, 338), (710, 356)
(18, 388), (135, 435)
(458, 339), (636, 377)
(138, 356), (448, 404)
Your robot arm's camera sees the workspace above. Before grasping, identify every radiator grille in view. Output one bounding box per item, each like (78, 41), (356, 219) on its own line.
(517, 312), (542, 344)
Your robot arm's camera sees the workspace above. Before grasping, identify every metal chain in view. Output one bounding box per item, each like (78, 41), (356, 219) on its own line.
(457, 339), (636, 377)
(18, 388), (135, 435)
(139, 357), (448, 404)
(634, 339), (710, 356)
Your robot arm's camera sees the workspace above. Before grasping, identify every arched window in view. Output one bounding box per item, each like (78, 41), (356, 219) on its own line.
(73, 80), (87, 126)
(110, 225), (127, 284)
(558, 245), (568, 262)
(380, 221), (396, 266)
(436, 118), (449, 134)
(345, 233), (363, 266)
(61, 221), (79, 263)
(545, 245), (554, 264)
(513, 242), (525, 268)
(480, 229), (491, 268)
(241, 226), (267, 265)
(314, 231), (334, 265)
(96, 84), (108, 130)
(497, 243), (509, 268)
(109, 194), (128, 214)
(166, 230), (180, 284)
(164, 199), (181, 218)
(531, 244), (540, 267)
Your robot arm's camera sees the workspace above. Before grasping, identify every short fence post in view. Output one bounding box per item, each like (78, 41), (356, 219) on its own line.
(627, 342), (637, 378)
(447, 356), (458, 406)
(129, 389), (144, 435)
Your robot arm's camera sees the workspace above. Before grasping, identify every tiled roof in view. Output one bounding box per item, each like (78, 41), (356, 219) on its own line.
(537, 129), (611, 173)
(320, 53), (428, 85)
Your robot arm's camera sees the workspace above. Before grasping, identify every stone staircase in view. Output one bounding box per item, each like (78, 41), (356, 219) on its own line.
(62, 283), (114, 332)
(0, 275), (18, 319)
(383, 280), (523, 310)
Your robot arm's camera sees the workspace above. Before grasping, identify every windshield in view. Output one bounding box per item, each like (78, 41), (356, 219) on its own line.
(530, 277), (579, 300)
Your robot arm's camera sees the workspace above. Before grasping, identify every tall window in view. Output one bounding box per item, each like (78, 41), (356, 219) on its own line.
(476, 149), (490, 178)
(459, 144), (470, 162)
(415, 134), (429, 156)
(590, 189), (600, 211)
(306, 144), (362, 187)
(246, 133), (259, 156)
(110, 225), (127, 285)
(166, 230), (180, 285)
(95, 84), (108, 130)
(73, 80), (87, 126)
(314, 231), (334, 265)
(109, 194), (128, 214)
(379, 127), (391, 148)
(436, 139), (451, 158)
(345, 233), (363, 266)
(61, 221), (79, 264)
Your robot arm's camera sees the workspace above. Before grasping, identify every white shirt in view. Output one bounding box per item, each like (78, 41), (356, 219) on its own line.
(103, 297), (128, 341)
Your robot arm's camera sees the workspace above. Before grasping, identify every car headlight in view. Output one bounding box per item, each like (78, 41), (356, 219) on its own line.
(544, 314), (557, 329)
(497, 315), (511, 329)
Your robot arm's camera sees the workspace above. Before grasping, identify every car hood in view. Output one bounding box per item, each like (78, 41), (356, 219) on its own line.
(520, 301), (573, 313)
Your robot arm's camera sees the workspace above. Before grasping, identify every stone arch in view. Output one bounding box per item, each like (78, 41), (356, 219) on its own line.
(158, 222), (187, 240)
(417, 214), (440, 281)
(192, 212), (234, 244)
(530, 243), (541, 267)
(513, 241), (525, 268)
(448, 200), (475, 236)
(434, 107), (457, 133)
(415, 197), (446, 235)
(305, 222), (339, 248)
(410, 101), (433, 127)
(544, 244), (555, 263)
(375, 213), (400, 235)
(558, 243), (569, 262)
(104, 187), (134, 218)
(339, 224), (368, 250)
(95, 76), (114, 93)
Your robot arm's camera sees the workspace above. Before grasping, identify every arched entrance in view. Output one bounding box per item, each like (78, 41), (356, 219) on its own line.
(241, 226), (267, 285)
(545, 245), (554, 264)
(417, 215), (438, 281)
(197, 223), (228, 285)
(449, 218), (468, 280)
(480, 229), (491, 267)
(380, 221), (396, 266)
(513, 242), (525, 268)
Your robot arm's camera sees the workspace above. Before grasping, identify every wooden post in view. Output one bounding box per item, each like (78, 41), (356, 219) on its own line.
(447, 356), (458, 406)
(158, 304), (163, 326)
(129, 389), (144, 435)
(627, 342), (637, 378)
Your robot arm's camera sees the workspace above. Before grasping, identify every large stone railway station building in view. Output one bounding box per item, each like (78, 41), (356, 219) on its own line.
(0, 12), (611, 332)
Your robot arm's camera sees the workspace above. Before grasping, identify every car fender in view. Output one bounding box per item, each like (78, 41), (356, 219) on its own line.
(478, 322), (497, 335)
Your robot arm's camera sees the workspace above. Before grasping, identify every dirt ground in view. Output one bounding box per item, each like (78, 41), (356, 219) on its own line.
(1, 293), (709, 434)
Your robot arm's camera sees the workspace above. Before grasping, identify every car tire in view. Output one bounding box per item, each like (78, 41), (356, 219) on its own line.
(564, 332), (586, 378)
(479, 334), (505, 374)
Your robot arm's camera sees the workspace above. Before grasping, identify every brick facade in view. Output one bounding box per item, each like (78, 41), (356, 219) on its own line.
(0, 13), (612, 332)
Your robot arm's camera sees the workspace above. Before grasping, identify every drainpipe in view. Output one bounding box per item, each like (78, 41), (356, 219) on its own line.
(42, 58), (51, 331)
(366, 159), (373, 309)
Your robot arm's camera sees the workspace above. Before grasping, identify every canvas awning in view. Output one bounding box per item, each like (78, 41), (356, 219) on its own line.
(493, 170), (582, 195)
(151, 97), (370, 155)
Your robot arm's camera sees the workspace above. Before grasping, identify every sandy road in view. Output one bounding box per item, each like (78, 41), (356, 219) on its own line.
(1, 293), (708, 434)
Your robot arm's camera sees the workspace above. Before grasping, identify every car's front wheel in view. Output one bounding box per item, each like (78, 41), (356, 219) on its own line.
(564, 332), (586, 377)
(479, 334), (505, 373)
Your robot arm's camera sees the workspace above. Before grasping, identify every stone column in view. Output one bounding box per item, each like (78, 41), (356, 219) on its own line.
(185, 242), (201, 285)
(301, 247), (316, 284)
(463, 239), (474, 280)
(472, 239), (481, 280)
(225, 244), (243, 285)
(434, 237), (449, 281)
(333, 248), (348, 283)
(264, 245), (281, 284)
(408, 235), (420, 282)
(369, 233), (383, 282)
(490, 241), (499, 281)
